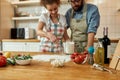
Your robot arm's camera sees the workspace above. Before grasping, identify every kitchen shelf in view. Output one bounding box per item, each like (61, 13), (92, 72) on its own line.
(12, 16), (40, 20)
(11, 1), (40, 6)
(11, 0), (68, 6)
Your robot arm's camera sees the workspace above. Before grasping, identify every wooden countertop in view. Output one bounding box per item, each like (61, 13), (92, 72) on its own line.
(94, 38), (120, 43)
(2, 38), (120, 43)
(0, 52), (120, 80)
(2, 39), (40, 42)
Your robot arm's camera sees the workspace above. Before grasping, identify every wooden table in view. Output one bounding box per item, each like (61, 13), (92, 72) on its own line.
(0, 52), (120, 80)
(2, 38), (120, 43)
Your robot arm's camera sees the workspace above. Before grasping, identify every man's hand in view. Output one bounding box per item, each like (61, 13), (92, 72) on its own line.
(86, 32), (95, 50)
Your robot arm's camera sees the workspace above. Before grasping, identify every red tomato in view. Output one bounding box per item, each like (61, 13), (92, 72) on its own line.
(83, 50), (88, 55)
(70, 52), (79, 59)
(71, 52), (88, 64)
(70, 54), (76, 59)
(74, 56), (81, 64)
(73, 52), (79, 56)
(74, 55), (84, 64)
(81, 54), (87, 59)
(78, 55), (84, 62)
(0, 55), (7, 67)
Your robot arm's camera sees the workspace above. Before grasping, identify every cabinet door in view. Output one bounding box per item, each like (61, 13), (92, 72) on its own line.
(1, 0), (14, 39)
(2, 42), (25, 51)
(25, 42), (40, 52)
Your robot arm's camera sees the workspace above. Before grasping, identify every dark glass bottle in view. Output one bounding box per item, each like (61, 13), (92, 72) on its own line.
(102, 27), (111, 64)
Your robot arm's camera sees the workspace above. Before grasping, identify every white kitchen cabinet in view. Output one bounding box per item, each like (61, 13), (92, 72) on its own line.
(2, 42), (40, 52)
(2, 42), (26, 51)
(25, 42), (40, 52)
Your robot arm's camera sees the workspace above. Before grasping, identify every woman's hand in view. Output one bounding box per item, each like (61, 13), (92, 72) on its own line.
(46, 32), (57, 42)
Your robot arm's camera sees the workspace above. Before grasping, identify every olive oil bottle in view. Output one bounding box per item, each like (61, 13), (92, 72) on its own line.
(94, 39), (104, 65)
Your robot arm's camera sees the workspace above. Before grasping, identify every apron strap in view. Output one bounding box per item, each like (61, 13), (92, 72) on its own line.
(82, 4), (87, 19)
(46, 14), (60, 31)
(70, 4), (87, 21)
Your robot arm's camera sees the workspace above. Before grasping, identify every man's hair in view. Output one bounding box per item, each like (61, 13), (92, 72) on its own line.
(40, 0), (60, 7)
(68, 0), (85, 4)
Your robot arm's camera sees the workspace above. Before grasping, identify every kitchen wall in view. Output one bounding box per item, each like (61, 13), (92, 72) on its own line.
(86, 0), (120, 39)
(14, 0), (120, 39)
(0, 0), (120, 39)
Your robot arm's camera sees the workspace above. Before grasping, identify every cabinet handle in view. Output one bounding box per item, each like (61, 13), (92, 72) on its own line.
(25, 43), (27, 45)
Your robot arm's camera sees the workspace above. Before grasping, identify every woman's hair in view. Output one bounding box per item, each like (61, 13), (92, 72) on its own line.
(40, 0), (60, 7)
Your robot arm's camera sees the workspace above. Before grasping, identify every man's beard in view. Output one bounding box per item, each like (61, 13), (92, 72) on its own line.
(73, 5), (83, 12)
(73, 0), (84, 12)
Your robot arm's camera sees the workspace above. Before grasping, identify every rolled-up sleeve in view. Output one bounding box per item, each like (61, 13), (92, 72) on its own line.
(38, 13), (47, 23)
(87, 5), (100, 34)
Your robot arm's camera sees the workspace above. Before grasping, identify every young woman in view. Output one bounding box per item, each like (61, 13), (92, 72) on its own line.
(37, 0), (69, 52)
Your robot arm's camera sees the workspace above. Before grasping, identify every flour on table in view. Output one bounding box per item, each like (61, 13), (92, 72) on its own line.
(32, 55), (71, 62)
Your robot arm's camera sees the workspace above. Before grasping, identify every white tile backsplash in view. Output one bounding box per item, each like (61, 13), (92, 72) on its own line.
(15, 4), (71, 35)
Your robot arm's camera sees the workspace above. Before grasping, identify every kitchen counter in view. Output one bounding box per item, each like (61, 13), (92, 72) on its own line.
(94, 38), (119, 43)
(2, 39), (40, 42)
(2, 38), (120, 43)
(0, 52), (119, 80)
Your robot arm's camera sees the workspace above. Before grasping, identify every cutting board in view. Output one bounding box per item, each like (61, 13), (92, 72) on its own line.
(109, 40), (120, 70)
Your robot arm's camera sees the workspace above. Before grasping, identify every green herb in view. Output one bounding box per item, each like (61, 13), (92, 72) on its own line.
(14, 54), (32, 60)
(7, 58), (16, 65)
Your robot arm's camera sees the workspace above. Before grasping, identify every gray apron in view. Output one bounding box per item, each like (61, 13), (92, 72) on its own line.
(70, 4), (88, 53)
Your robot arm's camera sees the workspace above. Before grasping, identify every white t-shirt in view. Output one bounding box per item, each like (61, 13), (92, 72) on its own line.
(39, 13), (67, 31)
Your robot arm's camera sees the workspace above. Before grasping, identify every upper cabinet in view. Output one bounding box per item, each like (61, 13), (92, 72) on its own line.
(0, 0), (14, 39)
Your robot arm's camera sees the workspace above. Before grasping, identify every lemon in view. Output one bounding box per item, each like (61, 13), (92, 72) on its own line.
(4, 52), (11, 58)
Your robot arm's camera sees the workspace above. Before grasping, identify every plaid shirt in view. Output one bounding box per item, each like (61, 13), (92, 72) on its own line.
(40, 19), (65, 52)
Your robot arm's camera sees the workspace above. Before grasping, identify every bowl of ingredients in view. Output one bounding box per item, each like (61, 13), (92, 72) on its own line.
(14, 54), (32, 65)
(70, 51), (88, 64)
